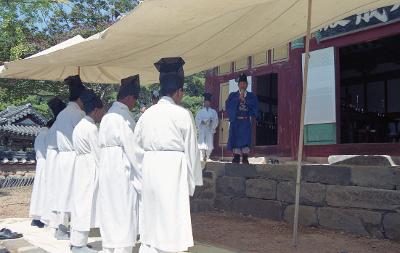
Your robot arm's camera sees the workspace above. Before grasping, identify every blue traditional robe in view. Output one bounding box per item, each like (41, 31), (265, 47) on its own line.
(225, 91), (259, 151)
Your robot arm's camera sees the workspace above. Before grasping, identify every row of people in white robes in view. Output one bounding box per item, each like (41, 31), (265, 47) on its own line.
(30, 57), (203, 253)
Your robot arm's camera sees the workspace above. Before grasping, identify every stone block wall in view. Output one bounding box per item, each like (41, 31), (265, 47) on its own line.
(191, 163), (400, 241)
(0, 165), (36, 188)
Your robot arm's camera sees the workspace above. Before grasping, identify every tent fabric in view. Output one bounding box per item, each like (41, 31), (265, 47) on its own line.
(0, 0), (397, 85)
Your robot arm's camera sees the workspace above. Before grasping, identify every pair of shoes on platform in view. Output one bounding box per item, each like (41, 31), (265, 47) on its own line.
(267, 159), (280, 165)
(71, 246), (97, 253)
(232, 154), (249, 164)
(31, 219), (45, 228)
(0, 228), (23, 240)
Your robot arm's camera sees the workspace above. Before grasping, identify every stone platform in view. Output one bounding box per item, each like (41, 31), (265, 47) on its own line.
(191, 162), (400, 241)
(0, 219), (237, 253)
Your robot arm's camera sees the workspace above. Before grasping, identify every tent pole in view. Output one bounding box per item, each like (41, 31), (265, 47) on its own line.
(221, 109), (225, 161)
(77, 66), (81, 76)
(293, 0), (312, 247)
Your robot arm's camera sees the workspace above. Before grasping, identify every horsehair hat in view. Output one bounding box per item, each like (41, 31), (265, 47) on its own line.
(64, 75), (86, 101)
(80, 89), (103, 114)
(47, 97), (66, 117)
(154, 57), (185, 95)
(118, 74), (141, 99)
(238, 73), (248, 83)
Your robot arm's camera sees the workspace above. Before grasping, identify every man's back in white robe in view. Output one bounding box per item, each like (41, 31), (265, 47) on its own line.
(29, 127), (48, 219)
(98, 101), (141, 249)
(133, 96), (203, 252)
(71, 116), (101, 232)
(55, 101), (85, 213)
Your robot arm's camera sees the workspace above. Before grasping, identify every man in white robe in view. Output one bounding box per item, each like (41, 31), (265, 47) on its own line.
(151, 90), (160, 105)
(55, 75), (86, 238)
(29, 124), (48, 228)
(98, 75), (141, 253)
(195, 93), (219, 162)
(135, 57), (203, 253)
(40, 98), (66, 231)
(70, 90), (105, 253)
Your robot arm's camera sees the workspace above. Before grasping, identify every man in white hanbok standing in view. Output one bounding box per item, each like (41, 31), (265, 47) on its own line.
(40, 98), (66, 232)
(98, 75), (141, 253)
(55, 75), (86, 239)
(135, 57), (203, 253)
(195, 93), (219, 162)
(151, 90), (160, 105)
(70, 90), (105, 253)
(30, 121), (51, 228)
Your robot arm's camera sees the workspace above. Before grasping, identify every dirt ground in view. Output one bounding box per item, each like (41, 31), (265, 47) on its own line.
(0, 187), (32, 219)
(1, 187), (400, 253)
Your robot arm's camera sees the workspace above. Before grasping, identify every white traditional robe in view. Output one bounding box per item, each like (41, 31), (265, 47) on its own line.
(71, 116), (101, 232)
(133, 96), (203, 252)
(29, 127), (49, 219)
(98, 101), (141, 249)
(55, 102), (85, 212)
(195, 107), (219, 158)
(41, 123), (59, 225)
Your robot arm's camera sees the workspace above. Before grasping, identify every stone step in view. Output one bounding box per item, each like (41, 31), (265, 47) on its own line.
(1, 238), (46, 253)
(0, 245), (10, 253)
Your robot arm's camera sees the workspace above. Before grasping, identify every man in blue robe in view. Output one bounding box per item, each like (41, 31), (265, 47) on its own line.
(225, 73), (259, 164)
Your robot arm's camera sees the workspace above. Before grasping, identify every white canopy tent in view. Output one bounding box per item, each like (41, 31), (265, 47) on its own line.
(0, 0), (397, 85)
(0, 0), (398, 248)
(0, 35), (85, 79)
(27, 35), (85, 59)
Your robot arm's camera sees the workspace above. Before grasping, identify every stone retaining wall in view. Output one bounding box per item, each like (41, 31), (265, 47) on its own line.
(0, 166), (36, 188)
(191, 163), (400, 241)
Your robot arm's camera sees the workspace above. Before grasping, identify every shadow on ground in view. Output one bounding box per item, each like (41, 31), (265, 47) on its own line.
(0, 191), (10, 197)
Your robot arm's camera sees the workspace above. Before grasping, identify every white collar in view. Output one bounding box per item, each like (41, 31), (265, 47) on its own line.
(68, 101), (80, 110)
(113, 101), (129, 111)
(237, 90), (247, 98)
(84, 115), (95, 124)
(158, 96), (176, 105)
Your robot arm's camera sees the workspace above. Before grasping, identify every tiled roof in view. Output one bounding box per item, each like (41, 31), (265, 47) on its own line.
(0, 103), (47, 125)
(0, 124), (43, 136)
(0, 150), (36, 164)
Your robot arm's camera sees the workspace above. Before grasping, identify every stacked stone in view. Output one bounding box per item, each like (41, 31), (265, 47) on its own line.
(190, 163), (225, 212)
(0, 170), (35, 189)
(190, 162), (400, 241)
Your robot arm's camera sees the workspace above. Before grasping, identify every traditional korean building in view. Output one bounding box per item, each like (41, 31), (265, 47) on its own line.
(206, 4), (400, 159)
(0, 103), (47, 152)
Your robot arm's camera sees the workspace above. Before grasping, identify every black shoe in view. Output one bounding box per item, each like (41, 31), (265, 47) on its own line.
(31, 219), (45, 228)
(232, 154), (240, 163)
(242, 154), (249, 164)
(0, 228), (23, 240)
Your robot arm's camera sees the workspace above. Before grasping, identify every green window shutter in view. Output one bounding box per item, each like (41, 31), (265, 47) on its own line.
(304, 123), (336, 145)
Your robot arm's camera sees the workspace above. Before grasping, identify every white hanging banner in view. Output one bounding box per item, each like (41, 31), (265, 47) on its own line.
(303, 47), (336, 125)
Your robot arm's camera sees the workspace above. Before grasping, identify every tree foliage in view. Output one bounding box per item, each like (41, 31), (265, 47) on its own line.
(0, 0), (205, 118)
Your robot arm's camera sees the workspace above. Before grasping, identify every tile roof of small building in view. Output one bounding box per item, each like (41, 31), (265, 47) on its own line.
(0, 124), (44, 137)
(0, 103), (47, 126)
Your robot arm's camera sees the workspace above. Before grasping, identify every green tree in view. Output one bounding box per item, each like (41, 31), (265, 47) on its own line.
(182, 72), (205, 115)
(0, 0), (138, 118)
(0, 0), (205, 118)
(184, 72), (205, 97)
